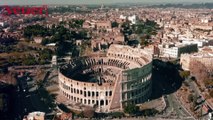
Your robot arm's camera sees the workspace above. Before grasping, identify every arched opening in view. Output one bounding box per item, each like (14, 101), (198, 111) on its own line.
(100, 100), (104, 106)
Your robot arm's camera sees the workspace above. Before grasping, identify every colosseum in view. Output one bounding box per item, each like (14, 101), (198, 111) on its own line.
(58, 44), (153, 112)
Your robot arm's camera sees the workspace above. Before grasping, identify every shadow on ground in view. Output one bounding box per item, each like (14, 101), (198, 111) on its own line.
(150, 59), (184, 100)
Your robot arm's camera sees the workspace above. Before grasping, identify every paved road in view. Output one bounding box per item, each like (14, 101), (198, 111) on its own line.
(165, 93), (196, 120)
(187, 80), (212, 120)
(152, 72), (195, 118)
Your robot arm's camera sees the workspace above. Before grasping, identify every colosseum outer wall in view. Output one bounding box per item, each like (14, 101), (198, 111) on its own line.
(59, 72), (115, 112)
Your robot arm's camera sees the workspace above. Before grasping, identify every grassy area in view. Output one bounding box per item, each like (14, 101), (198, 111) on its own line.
(0, 41), (54, 65)
(18, 41), (53, 49)
(0, 51), (37, 58)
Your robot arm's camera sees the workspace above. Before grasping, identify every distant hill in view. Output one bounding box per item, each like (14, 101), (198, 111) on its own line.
(147, 3), (213, 9)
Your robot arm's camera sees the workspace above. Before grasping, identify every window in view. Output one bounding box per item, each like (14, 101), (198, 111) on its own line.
(109, 91), (112, 96)
(132, 92), (134, 96)
(100, 100), (104, 106)
(84, 91), (87, 97)
(135, 100), (137, 104)
(71, 88), (73, 93)
(106, 100), (108, 105)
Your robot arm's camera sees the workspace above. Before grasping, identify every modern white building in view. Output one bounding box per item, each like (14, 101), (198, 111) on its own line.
(158, 42), (198, 58)
(119, 15), (138, 25)
(179, 38), (209, 48)
(51, 55), (57, 67)
(201, 17), (212, 23)
(0, 22), (5, 27)
(119, 15), (126, 20)
(127, 15), (138, 25)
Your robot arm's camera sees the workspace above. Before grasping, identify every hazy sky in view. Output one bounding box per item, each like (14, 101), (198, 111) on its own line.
(1, 0), (213, 5)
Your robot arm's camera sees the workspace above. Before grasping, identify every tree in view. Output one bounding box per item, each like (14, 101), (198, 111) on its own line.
(112, 21), (119, 28)
(188, 94), (195, 103)
(76, 30), (88, 39)
(140, 36), (149, 46)
(23, 56), (37, 65)
(191, 76), (196, 81)
(124, 104), (139, 115)
(110, 112), (124, 118)
(141, 109), (159, 116)
(192, 95), (198, 110)
(39, 49), (53, 60)
(101, 44), (108, 50)
(179, 71), (190, 79)
(68, 19), (85, 28)
(127, 40), (139, 46)
(93, 47), (99, 52)
(41, 38), (49, 45)
(23, 24), (49, 38)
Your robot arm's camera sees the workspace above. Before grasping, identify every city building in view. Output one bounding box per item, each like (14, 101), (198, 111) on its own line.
(91, 33), (125, 51)
(127, 15), (138, 25)
(58, 45), (153, 112)
(23, 111), (45, 120)
(119, 15), (138, 25)
(158, 42), (198, 58)
(96, 21), (112, 31)
(83, 20), (96, 29)
(51, 55), (57, 67)
(180, 38), (209, 48)
(0, 22), (5, 27)
(33, 37), (43, 44)
(180, 46), (213, 72)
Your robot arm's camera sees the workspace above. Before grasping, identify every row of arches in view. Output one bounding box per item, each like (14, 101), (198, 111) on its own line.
(62, 90), (110, 106)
